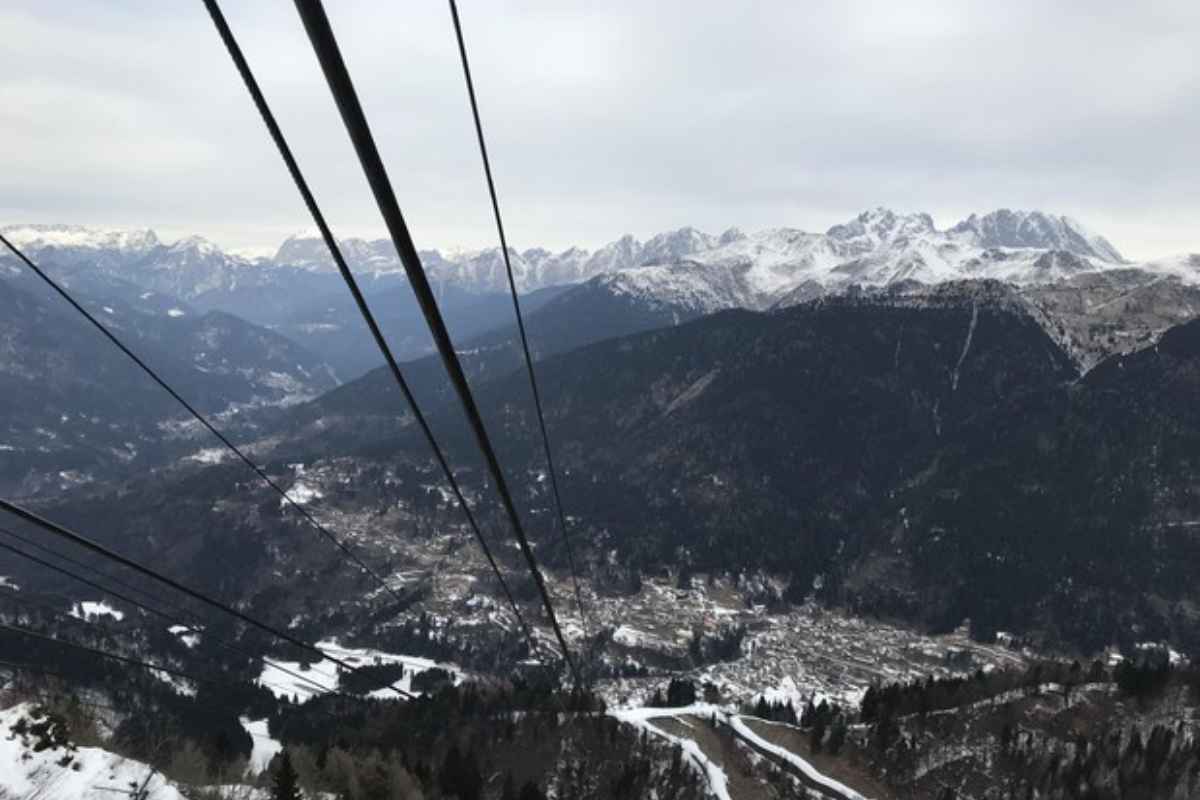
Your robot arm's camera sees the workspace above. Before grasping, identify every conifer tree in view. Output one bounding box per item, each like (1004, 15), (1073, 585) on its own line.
(271, 750), (303, 800)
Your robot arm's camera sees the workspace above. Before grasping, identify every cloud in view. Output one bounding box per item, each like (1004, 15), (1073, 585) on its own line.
(1, 0), (1197, 259)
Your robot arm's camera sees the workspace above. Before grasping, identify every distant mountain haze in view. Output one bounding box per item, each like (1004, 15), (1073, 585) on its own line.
(5, 208), (1189, 304)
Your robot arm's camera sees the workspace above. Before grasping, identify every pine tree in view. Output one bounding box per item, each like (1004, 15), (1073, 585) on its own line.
(811, 714), (827, 753)
(801, 698), (816, 728)
(827, 714), (847, 755)
(753, 696), (770, 719)
(271, 750), (303, 800)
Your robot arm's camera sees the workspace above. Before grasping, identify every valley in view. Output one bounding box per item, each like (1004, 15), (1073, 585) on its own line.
(4, 209), (1200, 798)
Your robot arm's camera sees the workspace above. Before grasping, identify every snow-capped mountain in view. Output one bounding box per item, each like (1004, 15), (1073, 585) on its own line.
(1, 209), (1177, 305)
(267, 208), (1168, 307)
(1, 224), (266, 302)
(269, 229), (703, 294)
(0, 223), (160, 254)
(949, 209), (1123, 261)
(587, 209), (1195, 315)
(274, 231), (405, 274)
(6, 210), (1198, 336)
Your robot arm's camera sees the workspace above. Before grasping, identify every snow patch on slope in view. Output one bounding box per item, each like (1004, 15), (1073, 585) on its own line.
(256, 639), (463, 702)
(241, 717), (283, 774)
(70, 601), (124, 621)
(282, 480), (323, 508)
(0, 703), (186, 800)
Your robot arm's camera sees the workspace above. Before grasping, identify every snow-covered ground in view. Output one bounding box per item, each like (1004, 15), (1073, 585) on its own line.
(147, 669), (197, 698)
(0, 703), (187, 800)
(240, 716), (282, 774)
(0, 702), (273, 798)
(257, 639), (463, 702)
(281, 479), (323, 508)
(186, 447), (230, 465)
(612, 624), (677, 652)
(167, 624), (201, 649)
(70, 600), (125, 621)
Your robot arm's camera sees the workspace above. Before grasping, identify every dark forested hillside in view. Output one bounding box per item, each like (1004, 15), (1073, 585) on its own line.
(443, 285), (1082, 627)
(0, 274), (337, 495)
(897, 316), (1200, 652)
(286, 284), (1200, 652)
(294, 273), (701, 425)
(21, 282), (1200, 657)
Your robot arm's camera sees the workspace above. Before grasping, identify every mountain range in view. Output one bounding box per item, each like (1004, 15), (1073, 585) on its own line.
(5, 207), (1200, 496)
(1, 209), (1180, 301)
(7, 207), (1200, 685)
(6, 209), (1196, 305)
(7, 208), (1198, 376)
(23, 277), (1200, 660)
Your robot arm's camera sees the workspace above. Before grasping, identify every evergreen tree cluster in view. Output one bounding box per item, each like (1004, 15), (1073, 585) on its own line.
(996, 720), (1200, 799)
(648, 678), (697, 708)
(746, 696), (798, 725)
(262, 681), (701, 800)
(800, 698), (848, 755)
(861, 660), (1109, 725)
(686, 624), (747, 666)
(857, 657), (1200, 799)
(1113, 647), (1175, 699)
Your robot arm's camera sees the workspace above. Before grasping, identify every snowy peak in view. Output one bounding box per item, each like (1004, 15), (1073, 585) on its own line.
(588, 208), (1153, 316)
(639, 227), (719, 265)
(273, 233), (400, 273)
(587, 234), (641, 273)
(824, 208), (940, 263)
(0, 211), (1159, 309)
(718, 227), (747, 246)
(950, 209), (1124, 263)
(167, 235), (222, 258)
(0, 223), (159, 253)
(273, 231), (330, 268)
(596, 259), (757, 314)
(826, 207), (936, 243)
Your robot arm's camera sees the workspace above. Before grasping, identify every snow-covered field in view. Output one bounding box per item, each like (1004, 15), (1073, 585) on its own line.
(70, 600), (125, 621)
(0, 702), (276, 798)
(257, 639), (464, 702)
(0, 703), (187, 800)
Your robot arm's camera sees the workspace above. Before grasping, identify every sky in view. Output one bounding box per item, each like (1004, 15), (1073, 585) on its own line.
(1, 0), (1197, 260)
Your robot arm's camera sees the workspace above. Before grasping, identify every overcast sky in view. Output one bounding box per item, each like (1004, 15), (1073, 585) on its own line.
(1, 1), (1197, 259)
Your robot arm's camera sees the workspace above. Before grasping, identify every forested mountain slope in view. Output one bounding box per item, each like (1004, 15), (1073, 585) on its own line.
(0, 276), (336, 495)
(270, 284), (1200, 652)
